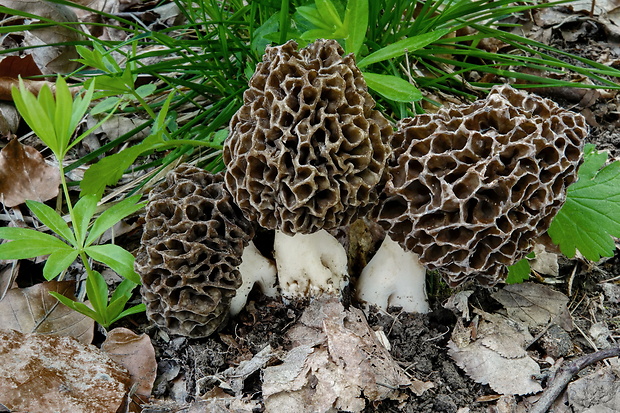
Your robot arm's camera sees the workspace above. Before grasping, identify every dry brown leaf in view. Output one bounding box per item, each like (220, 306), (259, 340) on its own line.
(0, 280), (94, 344)
(0, 103), (19, 134)
(0, 0), (81, 74)
(492, 283), (573, 331)
(263, 298), (414, 413)
(448, 310), (542, 395)
(0, 54), (43, 78)
(0, 261), (18, 301)
(101, 327), (157, 398)
(0, 76), (59, 101)
(0, 139), (60, 207)
(567, 367), (620, 412)
(0, 329), (129, 413)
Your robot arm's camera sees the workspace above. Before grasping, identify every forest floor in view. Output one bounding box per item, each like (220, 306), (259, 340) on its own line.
(2, 2), (620, 413)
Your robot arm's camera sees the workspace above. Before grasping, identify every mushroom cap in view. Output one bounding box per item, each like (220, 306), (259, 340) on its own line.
(135, 165), (254, 338)
(224, 39), (392, 235)
(375, 85), (586, 286)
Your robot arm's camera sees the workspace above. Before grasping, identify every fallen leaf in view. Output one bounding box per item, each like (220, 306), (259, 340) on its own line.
(0, 103), (19, 134)
(0, 260), (18, 301)
(1, 0), (81, 74)
(491, 283), (573, 331)
(263, 298), (413, 413)
(448, 310), (543, 395)
(0, 329), (129, 413)
(204, 345), (277, 396)
(0, 280), (94, 344)
(567, 367), (620, 412)
(101, 327), (157, 399)
(0, 55), (43, 78)
(0, 76), (60, 101)
(0, 139), (61, 207)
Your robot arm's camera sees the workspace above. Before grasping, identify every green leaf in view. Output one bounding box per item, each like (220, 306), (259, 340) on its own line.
(505, 258), (531, 284)
(80, 148), (141, 198)
(315, 0), (343, 28)
(0, 239), (70, 260)
(548, 144), (620, 261)
(72, 194), (100, 246)
(25, 200), (76, 245)
(91, 97), (121, 115)
(357, 29), (451, 68)
(12, 79), (59, 157)
(343, 0), (368, 56)
(50, 293), (103, 325)
(111, 303), (146, 324)
(54, 75), (73, 151)
(86, 270), (110, 323)
(84, 244), (141, 284)
(70, 81), (95, 135)
(43, 250), (79, 280)
(0, 226), (69, 244)
(363, 72), (422, 102)
(110, 278), (137, 303)
(136, 84), (157, 99)
(86, 195), (145, 247)
(296, 5), (333, 31)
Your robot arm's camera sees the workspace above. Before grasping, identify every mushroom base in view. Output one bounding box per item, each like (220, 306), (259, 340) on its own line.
(274, 229), (349, 298)
(356, 236), (430, 313)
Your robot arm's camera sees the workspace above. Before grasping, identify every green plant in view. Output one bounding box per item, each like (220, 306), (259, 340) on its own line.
(0, 76), (146, 328)
(507, 144), (620, 284)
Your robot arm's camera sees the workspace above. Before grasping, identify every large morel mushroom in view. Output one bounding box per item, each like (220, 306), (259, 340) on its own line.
(371, 85), (586, 291)
(224, 39), (392, 235)
(224, 39), (392, 297)
(135, 165), (254, 338)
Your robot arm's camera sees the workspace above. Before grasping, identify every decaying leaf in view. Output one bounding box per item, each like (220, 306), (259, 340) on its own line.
(491, 283), (573, 331)
(567, 367), (620, 412)
(0, 139), (61, 207)
(0, 280), (94, 344)
(263, 298), (419, 413)
(204, 345), (277, 397)
(0, 329), (130, 413)
(101, 327), (157, 399)
(448, 310), (543, 395)
(1, 0), (81, 74)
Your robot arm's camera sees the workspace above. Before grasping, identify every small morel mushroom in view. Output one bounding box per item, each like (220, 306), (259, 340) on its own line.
(359, 85), (587, 311)
(135, 165), (254, 338)
(224, 39), (392, 297)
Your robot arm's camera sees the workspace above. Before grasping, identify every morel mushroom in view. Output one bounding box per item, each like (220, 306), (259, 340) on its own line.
(224, 39), (392, 297)
(358, 85), (586, 312)
(135, 165), (254, 338)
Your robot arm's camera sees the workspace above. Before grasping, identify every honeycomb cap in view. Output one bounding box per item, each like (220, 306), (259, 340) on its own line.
(135, 165), (254, 338)
(224, 39), (392, 235)
(375, 85), (586, 286)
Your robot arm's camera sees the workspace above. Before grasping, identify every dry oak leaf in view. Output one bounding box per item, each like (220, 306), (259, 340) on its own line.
(101, 327), (157, 399)
(0, 0), (81, 74)
(263, 298), (414, 413)
(448, 310), (543, 395)
(0, 329), (130, 413)
(0, 280), (94, 344)
(492, 283), (573, 331)
(0, 139), (60, 207)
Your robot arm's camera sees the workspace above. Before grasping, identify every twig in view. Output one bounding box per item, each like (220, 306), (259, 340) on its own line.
(530, 346), (620, 413)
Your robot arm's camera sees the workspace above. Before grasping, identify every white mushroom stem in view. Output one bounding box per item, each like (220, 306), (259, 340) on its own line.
(230, 241), (278, 316)
(356, 236), (429, 313)
(274, 229), (348, 298)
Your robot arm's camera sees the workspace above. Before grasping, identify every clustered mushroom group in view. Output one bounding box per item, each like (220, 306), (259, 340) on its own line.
(135, 39), (588, 338)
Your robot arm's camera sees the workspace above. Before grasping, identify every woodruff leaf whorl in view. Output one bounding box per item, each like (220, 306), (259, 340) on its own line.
(224, 39), (392, 235)
(376, 85), (587, 287)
